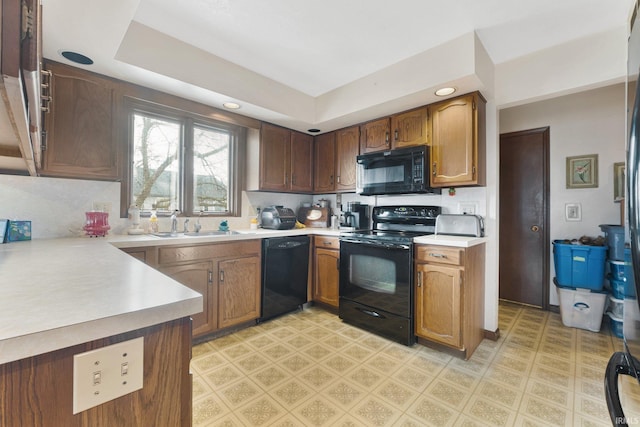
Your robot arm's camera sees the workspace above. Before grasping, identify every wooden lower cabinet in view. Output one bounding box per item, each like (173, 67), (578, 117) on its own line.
(218, 256), (261, 329)
(160, 261), (217, 336)
(414, 243), (485, 359)
(155, 240), (261, 338)
(313, 236), (340, 308)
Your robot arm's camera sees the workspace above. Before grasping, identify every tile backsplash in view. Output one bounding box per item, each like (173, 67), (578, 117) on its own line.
(0, 175), (314, 239)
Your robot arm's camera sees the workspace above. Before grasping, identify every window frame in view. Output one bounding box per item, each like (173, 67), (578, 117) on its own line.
(122, 97), (244, 218)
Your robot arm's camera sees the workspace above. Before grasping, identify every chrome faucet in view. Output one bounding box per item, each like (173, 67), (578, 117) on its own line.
(170, 210), (179, 234)
(194, 211), (203, 233)
(183, 218), (190, 233)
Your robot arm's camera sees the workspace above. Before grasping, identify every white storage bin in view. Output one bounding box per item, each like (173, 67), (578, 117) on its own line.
(608, 295), (624, 319)
(556, 284), (608, 332)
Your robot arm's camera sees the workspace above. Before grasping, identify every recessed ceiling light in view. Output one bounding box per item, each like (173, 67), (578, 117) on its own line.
(308, 128), (321, 133)
(60, 50), (94, 65)
(435, 87), (456, 96)
(223, 102), (241, 109)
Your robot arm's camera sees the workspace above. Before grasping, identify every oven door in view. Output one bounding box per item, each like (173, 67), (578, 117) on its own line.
(339, 238), (415, 344)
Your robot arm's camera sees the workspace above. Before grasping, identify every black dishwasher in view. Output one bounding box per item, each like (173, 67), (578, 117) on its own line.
(260, 235), (310, 321)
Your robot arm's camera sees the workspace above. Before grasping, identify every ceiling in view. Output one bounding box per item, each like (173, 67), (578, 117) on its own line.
(39, 0), (635, 134)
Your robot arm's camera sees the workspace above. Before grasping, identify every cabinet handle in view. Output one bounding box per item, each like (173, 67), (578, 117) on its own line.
(208, 270), (213, 285)
(291, 174), (296, 185)
(428, 253), (447, 259)
(385, 131), (389, 145)
(417, 271), (422, 287)
(323, 241), (333, 246)
(472, 165), (476, 177)
(330, 175), (334, 185)
(219, 270), (224, 283)
(394, 129), (399, 141)
(432, 162), (437, 176)
(337, 175), (340, 184)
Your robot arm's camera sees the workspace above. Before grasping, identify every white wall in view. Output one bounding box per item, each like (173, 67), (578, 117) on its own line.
(499, 83), (626, 305)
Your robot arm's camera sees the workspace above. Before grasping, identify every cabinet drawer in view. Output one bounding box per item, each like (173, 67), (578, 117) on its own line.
(158, 240), (260, 264)
(314, 236), (340, 250)
(415, 245), (463, 266)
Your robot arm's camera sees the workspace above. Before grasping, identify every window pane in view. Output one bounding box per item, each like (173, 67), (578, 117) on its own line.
(132, 113), (181, 212)
(193, 125), (230, 213)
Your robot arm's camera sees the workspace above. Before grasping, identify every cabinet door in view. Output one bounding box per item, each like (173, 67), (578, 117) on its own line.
(391, 107), (428, 149)
(290, 131), (314, 192)
(159, 261), (215, 337)
(314, 132), (336, 193)
(430, 94), (479, 187)
(415, 263), (462, 348)
(314, 247), (339, 307)
(259, 123), (290, 191)
(360, 118), (391, 153)
(217, 255), (261, 329)
(42, 61), (120, 180)
(335, 126), (360, 191)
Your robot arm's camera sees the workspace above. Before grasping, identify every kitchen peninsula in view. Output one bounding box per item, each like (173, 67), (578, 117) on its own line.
(0, 237), (202, 426)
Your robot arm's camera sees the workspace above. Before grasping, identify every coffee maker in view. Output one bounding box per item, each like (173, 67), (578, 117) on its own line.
(341, 202), (369, 230)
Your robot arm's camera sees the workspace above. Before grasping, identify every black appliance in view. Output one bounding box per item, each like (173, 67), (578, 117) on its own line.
(260, 236), (310, 321)
(339, 205), (441, 345)
(341, 202), (369, 229)
(260, 206), (297, 230)
(606, 4), (640, 423)
(355, 145), (441, 196)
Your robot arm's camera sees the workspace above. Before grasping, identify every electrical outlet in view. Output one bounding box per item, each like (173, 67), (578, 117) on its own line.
(72, 337), (144, 414)
(459, 203), (477, 215)
(92, 201), (112, 213)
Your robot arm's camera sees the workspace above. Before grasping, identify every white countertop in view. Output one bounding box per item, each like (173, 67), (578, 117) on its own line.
(0, 226), (474, 364)
(0, 237), (202, 364)
(413, 234), (487, 247)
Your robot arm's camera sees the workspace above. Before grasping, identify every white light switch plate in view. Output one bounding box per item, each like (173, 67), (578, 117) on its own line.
(72, 337), (144, 414)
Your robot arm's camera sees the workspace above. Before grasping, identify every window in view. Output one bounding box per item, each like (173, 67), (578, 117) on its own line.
(128, 102), (243, 217)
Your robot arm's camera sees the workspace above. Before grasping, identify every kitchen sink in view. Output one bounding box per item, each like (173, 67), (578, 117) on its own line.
(151, 232), (180, 238)
(183, 230), (240, 236)
(151, 230), (242, 238)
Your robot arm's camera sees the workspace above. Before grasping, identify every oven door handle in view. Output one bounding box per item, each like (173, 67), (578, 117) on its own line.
(355, 307), (386, 319)
(340, 238), (411, 250)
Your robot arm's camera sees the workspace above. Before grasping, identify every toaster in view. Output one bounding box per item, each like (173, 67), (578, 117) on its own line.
(260, 206), (297, 230)
(435, 214), (484, 237)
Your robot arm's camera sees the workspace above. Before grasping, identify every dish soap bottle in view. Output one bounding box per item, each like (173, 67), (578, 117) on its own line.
(149, 210), (158, 232)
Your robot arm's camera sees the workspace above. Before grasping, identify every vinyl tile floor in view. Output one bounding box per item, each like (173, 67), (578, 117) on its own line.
(190, 302), (631, 426)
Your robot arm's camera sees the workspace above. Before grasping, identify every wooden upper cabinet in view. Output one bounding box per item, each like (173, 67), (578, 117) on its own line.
(314, 132), (336, 193)
(391, 107), (429, 149)
(430, 92), (486, 187)
(290, 131), (314, 192)
(335, 125), (360, 191)
(360, 118), (391, 154)
(259, 123), (290, 191)
(259, 123), (313, 192)
(41, 61), (121, 180)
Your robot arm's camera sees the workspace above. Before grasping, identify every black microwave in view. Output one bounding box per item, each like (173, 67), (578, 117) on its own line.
(356, 145), (440, 196)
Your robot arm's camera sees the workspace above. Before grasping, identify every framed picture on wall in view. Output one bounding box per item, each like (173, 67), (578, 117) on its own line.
(566, 154), (598, 189)
(614, 162), (625, 202)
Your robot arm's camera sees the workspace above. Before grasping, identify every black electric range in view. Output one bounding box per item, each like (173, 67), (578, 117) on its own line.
(338, 205), (441, 345)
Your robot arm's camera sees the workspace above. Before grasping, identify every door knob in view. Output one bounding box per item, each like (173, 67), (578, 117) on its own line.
(531, 225), (540, 232)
